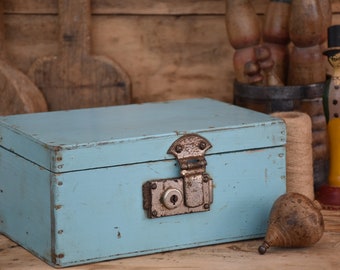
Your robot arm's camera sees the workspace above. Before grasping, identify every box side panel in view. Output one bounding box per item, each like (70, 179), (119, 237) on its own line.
(0, 127), (53, 170)
(52, 146), (286, 267)
(0, 148), (52, 263)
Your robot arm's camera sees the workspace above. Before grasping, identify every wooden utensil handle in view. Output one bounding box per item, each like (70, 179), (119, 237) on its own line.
(58, 0), (91, 57)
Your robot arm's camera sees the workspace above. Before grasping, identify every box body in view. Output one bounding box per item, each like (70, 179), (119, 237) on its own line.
(0, 98), (286, 267)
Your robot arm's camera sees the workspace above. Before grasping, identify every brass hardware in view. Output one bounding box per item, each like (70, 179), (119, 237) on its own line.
(143, 134), (213, 218)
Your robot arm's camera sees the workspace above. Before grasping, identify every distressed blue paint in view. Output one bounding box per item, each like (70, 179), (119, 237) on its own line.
(0, 149), (52, 261)
(0, 98), (285, 172)
(0, 99), (286, 267)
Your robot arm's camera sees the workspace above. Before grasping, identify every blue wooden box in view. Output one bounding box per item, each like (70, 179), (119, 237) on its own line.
(0, 98), (286, 267)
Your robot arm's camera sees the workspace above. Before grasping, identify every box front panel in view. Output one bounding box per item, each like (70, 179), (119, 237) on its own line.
(52, 146), (285, 267)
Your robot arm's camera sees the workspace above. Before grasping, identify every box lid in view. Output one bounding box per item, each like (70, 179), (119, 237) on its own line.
(0, 98), (285, 173)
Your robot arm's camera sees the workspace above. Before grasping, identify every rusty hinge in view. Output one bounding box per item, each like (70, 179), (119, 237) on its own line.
(143, 134), (213, 218)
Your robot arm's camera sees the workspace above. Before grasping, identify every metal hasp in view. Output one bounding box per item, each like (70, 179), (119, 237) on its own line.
(143, 134), (213, 218)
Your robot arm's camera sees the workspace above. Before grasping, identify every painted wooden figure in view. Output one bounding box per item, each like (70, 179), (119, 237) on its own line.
(318, 25), (340, 209)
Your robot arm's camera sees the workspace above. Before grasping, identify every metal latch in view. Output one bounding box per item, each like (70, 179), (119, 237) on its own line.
(143, 134), (213, 218)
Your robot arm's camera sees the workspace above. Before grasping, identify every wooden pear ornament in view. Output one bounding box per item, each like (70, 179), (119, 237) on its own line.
(258, 192), (324, 254)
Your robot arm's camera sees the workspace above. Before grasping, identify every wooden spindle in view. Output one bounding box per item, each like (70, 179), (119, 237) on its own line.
(288, 0), (325, 85)
(225, 0), (261, 83)
(263, 0), (291, 84)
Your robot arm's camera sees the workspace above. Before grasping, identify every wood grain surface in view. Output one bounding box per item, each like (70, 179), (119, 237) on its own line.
(0, 0), (47, 115)
(0, 210), (340, 269)
(1, 2), (339, 268)
(2, 0), (340, 104)
(2, 0), (340, 15)
(28, 0), (131, 111)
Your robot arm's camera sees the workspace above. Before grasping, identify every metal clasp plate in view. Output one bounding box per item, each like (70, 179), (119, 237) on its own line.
(143, 134), (213, 218)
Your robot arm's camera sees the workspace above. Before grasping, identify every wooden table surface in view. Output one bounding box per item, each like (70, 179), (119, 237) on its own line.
(1, 209), (340, 270)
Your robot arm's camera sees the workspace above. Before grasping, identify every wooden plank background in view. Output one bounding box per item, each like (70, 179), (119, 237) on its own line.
(2, 0), (340, 105)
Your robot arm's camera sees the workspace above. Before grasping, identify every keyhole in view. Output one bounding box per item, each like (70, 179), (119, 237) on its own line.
(162, 188), (183, 209)
(170, 194), (178, 205)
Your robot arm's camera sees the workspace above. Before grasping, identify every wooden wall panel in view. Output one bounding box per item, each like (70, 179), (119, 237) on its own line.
(1, 0), (340, 105)
(4, 14), (232, 103)
(2, 0), (268, 15)
(3, 0), (340, 15)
